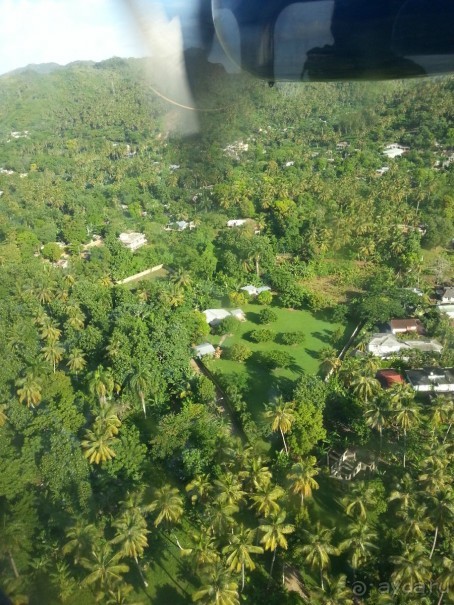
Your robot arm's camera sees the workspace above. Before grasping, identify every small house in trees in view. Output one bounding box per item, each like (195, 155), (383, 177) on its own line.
(367, 333), (442, 358)
(389, 319), (423, 335)
(383, 143), (410, 158)
(230, 308), (246, 321)
(240, 285), (271, 297)
(405, 368), (454, 392)
(227, 219), (251, 228)
(376, 369), (404, 389)
(193, 343), (216, 358)
(203, 309), (231, 326)
(118, 232), (147, 251)
(165, 220), (195, 231)
(440, 287), (454, 304)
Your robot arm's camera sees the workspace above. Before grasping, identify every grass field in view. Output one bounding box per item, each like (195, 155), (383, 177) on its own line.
(207, 303), (349, 418)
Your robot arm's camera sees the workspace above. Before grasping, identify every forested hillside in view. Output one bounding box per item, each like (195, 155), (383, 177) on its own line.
(0, 59), (453, 605)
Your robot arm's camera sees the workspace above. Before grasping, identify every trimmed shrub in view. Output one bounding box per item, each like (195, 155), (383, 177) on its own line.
(279, 331), (306, 345)
(228, 343), (252, 362)
(216, 315), (240, 335)
(258, 308), (278, 324)
(256, 290), (272, 305)
(259, 350), (294, 368)
(249, 329), (275, 343)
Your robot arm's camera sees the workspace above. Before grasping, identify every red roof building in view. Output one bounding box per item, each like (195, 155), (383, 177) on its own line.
(376, 369), (405, 389)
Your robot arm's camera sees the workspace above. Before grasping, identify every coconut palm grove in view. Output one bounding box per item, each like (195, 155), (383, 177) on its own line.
(0, 58), (453, 604)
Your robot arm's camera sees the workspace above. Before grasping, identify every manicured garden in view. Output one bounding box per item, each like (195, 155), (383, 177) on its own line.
(206, 303), (349, 418)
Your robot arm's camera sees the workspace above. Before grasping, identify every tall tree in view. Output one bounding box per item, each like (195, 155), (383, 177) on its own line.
(298, 523), (338, 589)
(287, 457), (320, 508)
(222, 526), (263, 591)
(264, 397), (296, 455)
(259, 512), (295, 584)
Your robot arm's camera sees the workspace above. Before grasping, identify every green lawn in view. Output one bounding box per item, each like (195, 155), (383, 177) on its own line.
(207, 303), (348, 418)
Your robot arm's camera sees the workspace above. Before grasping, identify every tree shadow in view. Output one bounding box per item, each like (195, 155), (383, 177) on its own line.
(305, 348), (321, 359)
(153, 585), (189, 605)
(311, 330), (333, 344)
(245, 311), (261, 324)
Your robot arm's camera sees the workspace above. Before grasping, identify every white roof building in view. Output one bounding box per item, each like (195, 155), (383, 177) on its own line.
(230, 308), (246, 321)
(440, 287), (454, 304)
(193, 343), (216, 358)
(227, 219), (249, 228)
(438, 304), (454, 319)
(203, 309), (231, 326)
(240, 285), (271, 297)
(405, 368), (454, 392)
(367, 333), (442, 358)
(118, 232), (147, 251)
(383, 144), (410, 158)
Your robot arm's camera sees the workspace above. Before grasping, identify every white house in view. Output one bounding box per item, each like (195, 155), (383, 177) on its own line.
(230, 308), (246, 321)
(193, 343), (216, 358)
(438, 304), (454, 319)
(203, 309), (231, 326)
(388, 319), (422, 334)
(368, 334), (403, 357)
(440, 287), (454, 304)
(240, 285), (271, 297)
(383, 144), (410, 158)
(376, 166), (389, 176)
(405, 368), (454, 392)
(118, 232), (147, 251)
(227, 219), (249, 228)
(367, 333), (442, 358)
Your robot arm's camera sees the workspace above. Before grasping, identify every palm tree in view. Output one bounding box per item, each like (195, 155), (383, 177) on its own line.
(16, 373), (42, 408)
(128, 365), (151, 418)
(350, 374), (380, 404)
(193, 563), (239, 605)
(310, 574), (354, 605)
(62, 519), (97, 565)
(40, 320), (61, 343)
(259, 511), (295, 583)
(245, 456), (272, 491)
(392, 398), (421, 468)
(364, 399), (389, 455)
(111, 510), (149, 587)
(427, 490), (454, 560)
(186, 474), (213, 505)
(66, 305), (85, 331)
(298, 523), (338, 589)
(214, 473), (246, 507)
(41, 341), (64, 373)
(341, 481), (377, 521)
(67, 348), (86, 375)
(0, 404), (8, 427)
(436, 556), (454, 605)
(397, 505), (432, 544)
(264, 397), (296, 455)
(390, 543), (431, 592)
(389, 474), (417, 513)
(88, 366), (115, 405)
(339, 521), (377, 578)
(250, 484), (284, 518)
(222, 526), (263, 591)
(81, 542), (129, 596)
(207, 501), (239, 536)
(287, 457), (320, 508)
(81, 424), (117, 464)
(178, 529), (220, 572)
(151, 485), (184, 528)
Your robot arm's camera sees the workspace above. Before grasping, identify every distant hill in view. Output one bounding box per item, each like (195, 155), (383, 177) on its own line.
(2, 60), (97, 78)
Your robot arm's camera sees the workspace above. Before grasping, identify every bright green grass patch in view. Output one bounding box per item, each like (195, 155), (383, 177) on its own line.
(208, 304), (347, 418)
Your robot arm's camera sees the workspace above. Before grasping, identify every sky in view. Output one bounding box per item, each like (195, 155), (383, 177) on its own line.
(0, 0), (176, 74)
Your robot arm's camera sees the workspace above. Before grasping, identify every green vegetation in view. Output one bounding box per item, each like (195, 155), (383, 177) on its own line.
(0, 58), (453, 605)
